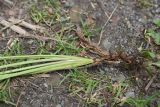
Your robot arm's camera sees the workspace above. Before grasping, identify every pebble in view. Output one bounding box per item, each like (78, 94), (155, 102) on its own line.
(117, 74), (126, 82)
(92, 12), (102, 20)
(99, 68), (105, 75)
(155, 8), (160, 13)
(125, 91), (135, 98)
(64, 1), (74, 8)
(44, 83), (48, 88)
(8, 10), (16, 16)
(103, 38), (112, 51)
(56, 104), (62, 107)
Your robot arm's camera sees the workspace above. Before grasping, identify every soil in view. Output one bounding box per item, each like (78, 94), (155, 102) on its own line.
(0, 0), (160, 107)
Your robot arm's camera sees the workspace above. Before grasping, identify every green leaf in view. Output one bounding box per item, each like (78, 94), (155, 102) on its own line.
(152, 61), (160, 68)
(141, 50), (156, 59)
(146, 29), (160, 45)
(0, 55), (94, 81)
(153, 19), (160, 27)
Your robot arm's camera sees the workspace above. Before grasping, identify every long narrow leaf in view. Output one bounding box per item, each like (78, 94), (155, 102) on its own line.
(0, 55), (88, 60)
(0, 58), (68, 69)
(0, 61), (64, 74)
(0, 55), (94, 81)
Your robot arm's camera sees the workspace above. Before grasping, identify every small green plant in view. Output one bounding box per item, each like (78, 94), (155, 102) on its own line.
(141, 50), (156, 59)
(0, 79), (15, 106)
(153, 19), (160, 27)
(4, 41), (23, 56)
(53, 33), (84, 55)
(123, 92), (160, 107)
(80, 19), (101, 39)
(30, 6), (47, 23)
(134, 19), (160, 107)
(142, 19), (160, 72)
(145, 29), (160, 45)
(62, 69), (131, 106)
(145, 19), (160, 45)
(137, 0), (154, 8)
(43, 0), (61, 8)
(30, 0), (67, 24)
(63, 70), (105, 106)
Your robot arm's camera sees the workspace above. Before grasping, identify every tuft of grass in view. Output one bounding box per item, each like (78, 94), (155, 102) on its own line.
(30, 0), (83, 55)
(123, 92), (160, 107)
(141, 19), (160, 74)
(30, 0), (68, 25)
(30, 6), (47, 23)
(66, 70), (105, 106)
(153, 19), (160, 27)
(145, 29), (160, 45)
(53, 33), (84, 55)
(0, 79), (15, 106)
(135, 19), (160, 107)
(62, 69), (131, 106)
(4, 41), (23, 56)
(137, 0), (154, 8)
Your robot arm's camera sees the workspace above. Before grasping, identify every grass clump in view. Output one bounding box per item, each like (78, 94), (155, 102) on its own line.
(134, 19), (160, 107)
(62, 69), (132, 106)
(137, 0), (154, 8)
(124, 93), (160, 107)
(30, 0), (67, 24)
(142, 19), (160, 73)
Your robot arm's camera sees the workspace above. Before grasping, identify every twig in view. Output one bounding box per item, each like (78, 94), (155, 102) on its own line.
(98, 4), (118, 45)
(4, 0), (13, 5)
(89, 0), (96, 10)
(0, 0), (13, 7)
(0, 18), (77, 49)
(26, 80), (43, 91)
(0, 19), (24, 32)
(16, 92), (23, 107)
(0, 18), (55, 41)
(145, 74), (157, 91)
(0, 18), (28, 35)
(8, 18), (45, 32)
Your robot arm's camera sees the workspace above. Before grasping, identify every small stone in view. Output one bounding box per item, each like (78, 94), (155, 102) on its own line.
(56, 104), (62, 107)
(138, 18), (145, 23)
(44, 83), (48, 88)
(92, 12), (102, 20)
(155, 8), (160, 13)
(8, 10), (16, 16)
(64, 1), (74, 8)
(103, 38), (112, 51)
(27, 40), (34, 44)
(119, 0), (124, 5)
(125, 91), (135, 98)
(69, 6), (81, 23)
(99, 68), (105, 75)
(117, 74), (126, 81)
(61, 100), (65, 106)
(48, 8), (53, 14)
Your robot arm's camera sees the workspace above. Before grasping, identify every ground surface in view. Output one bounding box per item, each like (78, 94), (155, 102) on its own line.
(0, 0), (160, 107)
